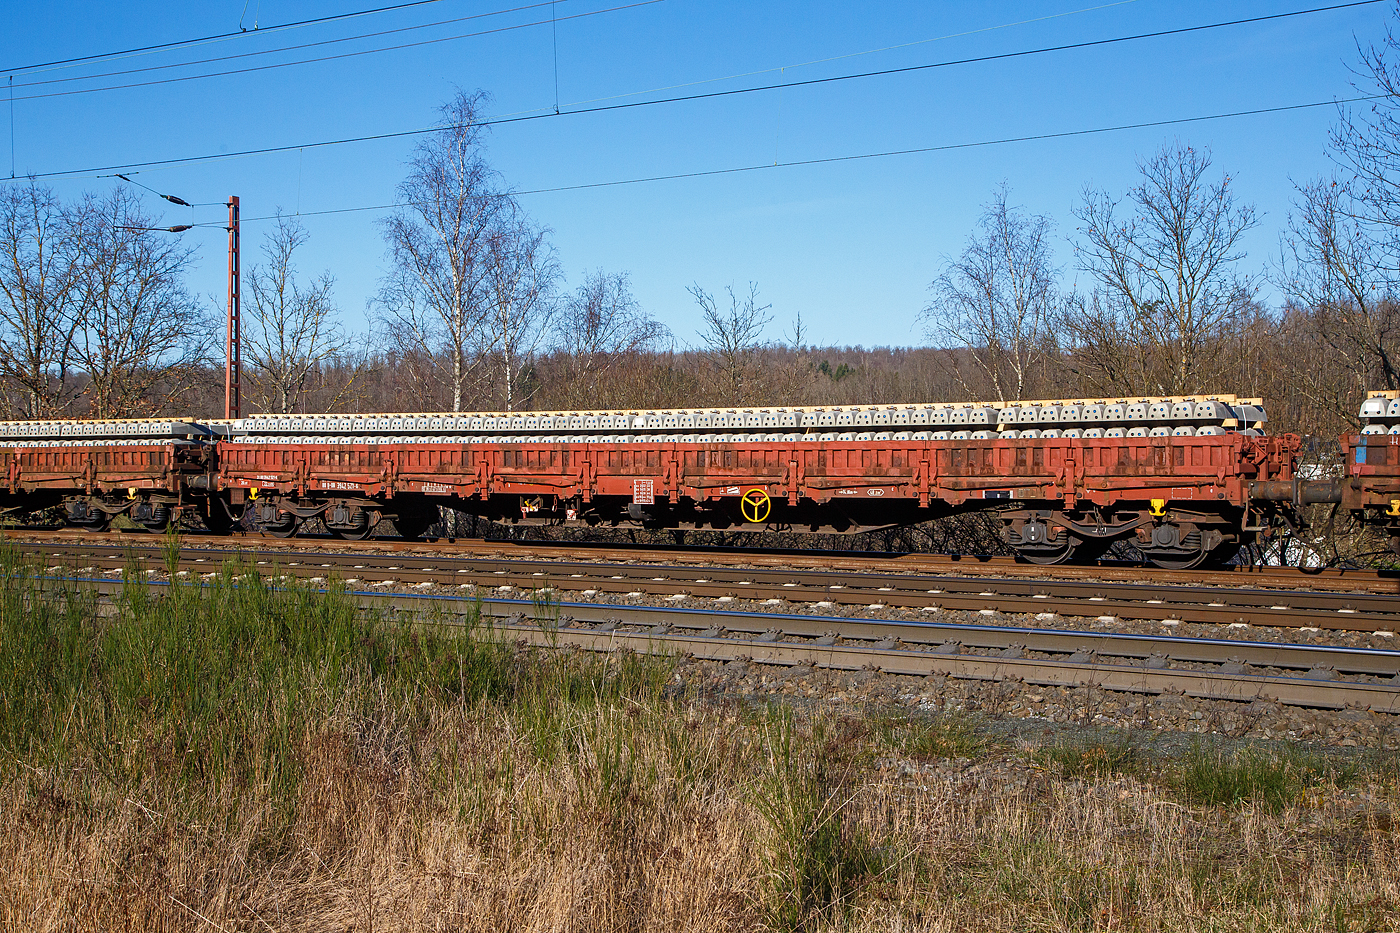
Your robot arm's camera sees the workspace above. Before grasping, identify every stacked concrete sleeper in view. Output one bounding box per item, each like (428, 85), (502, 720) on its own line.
(1358, 391), (1400, 435)
(0, 396), (1268, 447)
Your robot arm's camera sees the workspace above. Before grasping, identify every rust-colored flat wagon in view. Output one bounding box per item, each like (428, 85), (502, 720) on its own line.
(0, 441), (216, 531)
(0, 396), (1325, 568)
(212, 432), (1300, 568)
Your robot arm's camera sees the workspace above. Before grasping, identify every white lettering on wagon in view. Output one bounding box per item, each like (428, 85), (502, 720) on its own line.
(867, 488), (885, 497)
(421, 482), (453, 494)
(724, 486), (741, 495)
(835, 488), (859, 496)
(317, 480), (361, 491)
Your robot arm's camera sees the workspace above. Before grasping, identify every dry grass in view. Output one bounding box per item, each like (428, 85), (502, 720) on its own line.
(1, 546), (1398, 932)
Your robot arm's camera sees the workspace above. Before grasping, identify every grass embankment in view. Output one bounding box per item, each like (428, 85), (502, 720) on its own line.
(0, 544), (1397, 931)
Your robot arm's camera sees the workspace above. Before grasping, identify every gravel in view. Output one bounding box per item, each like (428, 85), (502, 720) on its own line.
(669, 655), (1400, 750)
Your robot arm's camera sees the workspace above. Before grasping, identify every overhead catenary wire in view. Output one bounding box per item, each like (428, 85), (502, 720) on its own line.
(568, 0), (1146, 109)
(4, 0), (663, 103)
(2, 0), (1144, 109)
(0, 0), (450, 76)
(7, 0), (577, 93)
(97, 172), (215, 206)
(3, 0), (1383, 181)
(1, 0), (1379, 104)
(170, 93), (1386, 228)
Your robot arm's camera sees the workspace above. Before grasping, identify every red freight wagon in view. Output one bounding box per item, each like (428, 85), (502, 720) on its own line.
(0, 441), (217, 531)
(213, 432), (1301, 568)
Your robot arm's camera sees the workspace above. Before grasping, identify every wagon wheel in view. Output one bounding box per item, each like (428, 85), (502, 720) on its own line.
(75, 516), (111, 533)
(1142, 548), (1210, 571)
(1014, 530), (1112, 566)
(1007, 515), (1089, 565)
(1140, 523), (1212, 570)
(388, 510), (435, 541)
(137, 504), (173, 533)
(1014, 537), (1078, 565)
(332, 512), (380, 541)
(1204, 542), (1243, 568)
(260, 512), (301, 538)
(1141, 540), (1214, 570)
(1068, 536), (1111, 565)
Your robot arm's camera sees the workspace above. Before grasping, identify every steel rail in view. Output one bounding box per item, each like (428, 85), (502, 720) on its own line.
(57, 576), (1400, 711)
(20, 540), (1400, 633)
(6, 528), (1399, 594)
(83, 562), (1400, 674)
(295, 590), (1400, 713)
(514, 626), (1400, 713)
(484, 601), (1400, 678)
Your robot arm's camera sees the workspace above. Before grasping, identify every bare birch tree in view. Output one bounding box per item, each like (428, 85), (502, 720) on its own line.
(68, 188), (207, 417)
(377, 89), (509, 412)
(565, 273), (662, 368)
(0, 181), (83, 417)
(691, 281), (771, 405)
(245, 214), (351, 413)
(480, 212), (559, 411)
(1070, 142), (1256, 395)
(921, 185), (1055, 402)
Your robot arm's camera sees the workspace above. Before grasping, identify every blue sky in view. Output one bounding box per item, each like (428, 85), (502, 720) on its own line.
(1, 0), (1391, 347)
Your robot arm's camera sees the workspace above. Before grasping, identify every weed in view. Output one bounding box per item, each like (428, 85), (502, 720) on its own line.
(1034, 733), (1141, 779)
(1174, 741), (1352, 810)
(755, 708), (881, 932)
(160, 524), (182, 578)
(874, 710), (990, 761)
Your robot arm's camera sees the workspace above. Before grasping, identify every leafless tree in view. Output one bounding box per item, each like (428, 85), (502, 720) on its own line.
(921, 185), (1056, 402)
(1055, 289), (1143, 397)
(480, 211), (559, 411)
(786, 310), (808, 350)
(245, 214), (353, 414)
(1330, 11), (1400, 252)
(552, 269), (667, 406)
(67, 188), (208, 418)
(691, 281), (771, 405)
(1275, 9), (1400, 408)
(1279, 179), (1398, 423)
(1070, 142), (1257, 395)
(376, 89), (510, 412)
(0, 180), (83, 417)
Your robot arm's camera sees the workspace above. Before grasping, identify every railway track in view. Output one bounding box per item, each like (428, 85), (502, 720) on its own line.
(59, 578), (1400, 712)
(13, 537), (1400, 634)
(5, 528), (1396, 594)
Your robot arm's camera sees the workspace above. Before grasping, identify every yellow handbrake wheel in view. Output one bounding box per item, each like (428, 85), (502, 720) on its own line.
(740, 488), (772, 523)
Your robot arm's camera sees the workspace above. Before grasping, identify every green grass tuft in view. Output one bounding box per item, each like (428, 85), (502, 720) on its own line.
(1034, 733), (1141, 779)
(1174, 742), (1354, 810)
(875, 710), (991, 761)
(756, 707), (883, 932)
(0, 541), (670, 825)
